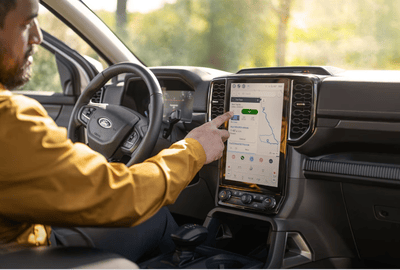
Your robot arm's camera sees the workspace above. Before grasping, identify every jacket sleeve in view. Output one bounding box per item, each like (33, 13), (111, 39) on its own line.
(0, 94), (206, 227)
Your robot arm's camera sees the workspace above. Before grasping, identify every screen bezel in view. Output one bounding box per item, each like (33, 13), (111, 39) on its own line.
(219, 77), (290, 194)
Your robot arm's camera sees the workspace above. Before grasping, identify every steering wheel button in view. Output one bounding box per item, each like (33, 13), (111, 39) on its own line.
(123, 141), (134, 149)
(127, 131), (138, 142)
(83, 108), (94, 117)
(132, 133), (140, 144)
(81, 113), (89, 124)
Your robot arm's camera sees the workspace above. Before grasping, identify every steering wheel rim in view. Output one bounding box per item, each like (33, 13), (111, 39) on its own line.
(68, 62), (163, 166)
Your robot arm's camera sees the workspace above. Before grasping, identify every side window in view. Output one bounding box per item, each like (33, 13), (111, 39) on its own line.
(19, 4), (107, 94)
(20, 46), (62, 93)
(38, 5), (107, 69)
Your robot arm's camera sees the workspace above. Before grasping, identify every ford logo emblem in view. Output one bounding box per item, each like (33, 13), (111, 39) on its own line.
(98, 118), (112, 129)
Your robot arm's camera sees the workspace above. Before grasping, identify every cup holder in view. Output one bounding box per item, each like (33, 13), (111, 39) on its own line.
(205, 254), (245, 269)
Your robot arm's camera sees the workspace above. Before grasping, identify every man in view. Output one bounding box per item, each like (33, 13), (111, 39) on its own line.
(0, 0), (232, 263)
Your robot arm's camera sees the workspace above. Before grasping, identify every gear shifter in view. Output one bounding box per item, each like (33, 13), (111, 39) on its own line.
(171, 224), (208, 267)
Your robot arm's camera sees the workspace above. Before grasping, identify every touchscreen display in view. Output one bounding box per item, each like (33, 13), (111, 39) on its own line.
(225, 83), (285, 188)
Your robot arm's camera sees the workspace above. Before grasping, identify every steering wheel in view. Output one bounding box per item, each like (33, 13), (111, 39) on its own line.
(68, 62), (163, 166)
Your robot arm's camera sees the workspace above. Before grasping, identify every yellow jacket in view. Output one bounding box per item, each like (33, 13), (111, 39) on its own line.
(0, 89), (206, 252)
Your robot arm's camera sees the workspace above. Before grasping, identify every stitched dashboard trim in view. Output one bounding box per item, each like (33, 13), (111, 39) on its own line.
(304, 159), (400, 180)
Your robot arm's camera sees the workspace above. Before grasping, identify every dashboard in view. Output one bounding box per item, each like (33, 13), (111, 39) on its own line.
(98, 66), (400, 268)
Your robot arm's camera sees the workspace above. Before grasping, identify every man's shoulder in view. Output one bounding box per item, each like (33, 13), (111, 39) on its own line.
(0, 92), (48, 118)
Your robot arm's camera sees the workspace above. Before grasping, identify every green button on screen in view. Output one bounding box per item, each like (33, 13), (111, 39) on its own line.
(242, 109), (258, 115)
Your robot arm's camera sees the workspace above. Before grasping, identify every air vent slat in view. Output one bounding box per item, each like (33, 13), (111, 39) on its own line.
(210, 81), (226, 120)
(289, 81), (314, 141)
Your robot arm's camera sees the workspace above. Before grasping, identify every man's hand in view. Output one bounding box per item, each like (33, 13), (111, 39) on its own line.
(186, 111), (234, 164)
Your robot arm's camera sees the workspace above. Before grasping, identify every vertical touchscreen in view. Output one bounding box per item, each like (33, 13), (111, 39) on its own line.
(225, 83), (284, 188)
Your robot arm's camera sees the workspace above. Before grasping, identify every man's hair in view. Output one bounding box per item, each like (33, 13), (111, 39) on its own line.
(0, 0), (17, 28)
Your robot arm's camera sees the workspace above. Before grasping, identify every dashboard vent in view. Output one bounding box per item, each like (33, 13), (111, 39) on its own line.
(209, 80), (226, 120)
(90, 89), (103, 103)
(289, 81), (313, 142)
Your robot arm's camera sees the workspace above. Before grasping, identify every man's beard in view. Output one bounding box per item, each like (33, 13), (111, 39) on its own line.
(0, 48), (33, 90)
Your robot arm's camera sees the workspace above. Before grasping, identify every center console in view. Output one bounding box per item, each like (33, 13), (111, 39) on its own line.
(141, 74), (318, 269)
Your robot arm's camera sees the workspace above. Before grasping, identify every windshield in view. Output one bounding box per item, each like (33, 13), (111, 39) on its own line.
(82, 0), (400, 72)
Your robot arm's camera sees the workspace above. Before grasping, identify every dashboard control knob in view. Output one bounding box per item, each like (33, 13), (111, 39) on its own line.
(241, 194), (253, 204)
(263, 196), (277, 210)
(218, 190), (232, 202)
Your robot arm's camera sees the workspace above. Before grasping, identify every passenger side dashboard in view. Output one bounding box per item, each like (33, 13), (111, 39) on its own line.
(207, 68), (400, 267)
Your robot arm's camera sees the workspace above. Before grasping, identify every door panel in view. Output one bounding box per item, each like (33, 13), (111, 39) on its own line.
(42, 105), (61, 121)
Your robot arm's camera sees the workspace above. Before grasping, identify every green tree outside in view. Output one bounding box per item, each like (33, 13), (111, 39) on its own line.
(20, 0), (400, 92)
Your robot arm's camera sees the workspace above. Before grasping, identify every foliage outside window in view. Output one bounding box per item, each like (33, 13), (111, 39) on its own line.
(86, 0), (400, 72)
(20, 5), (107, 92)
(21, 46), (62, 93)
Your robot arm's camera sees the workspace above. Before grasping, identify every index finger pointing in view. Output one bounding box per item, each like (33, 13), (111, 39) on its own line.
(211, 111), (234, 127)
